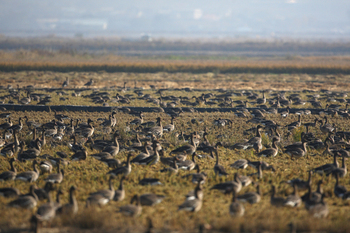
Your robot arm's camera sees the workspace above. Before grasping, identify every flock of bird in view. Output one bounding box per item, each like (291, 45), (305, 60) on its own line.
(1, 84), (350, 232)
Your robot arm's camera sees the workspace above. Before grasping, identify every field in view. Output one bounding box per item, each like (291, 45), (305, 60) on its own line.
(1, 49), (350, 233)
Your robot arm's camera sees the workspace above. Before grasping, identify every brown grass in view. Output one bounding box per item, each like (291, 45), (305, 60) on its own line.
(0, 105), (350, 233)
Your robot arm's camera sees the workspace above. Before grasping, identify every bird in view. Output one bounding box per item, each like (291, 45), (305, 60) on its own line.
(313, 152), (339, 175)
(334, 173), (347, 198)
(88, 176), (115, 204)
(182, 164), (207, 184)
(270, 185), (285, 207)
(230, 159), (249, 169)
(45, 163), (64, 183)
(213, 148), (228, 176)
(139, 193), (165, 206)
(15, 160), (40, 182)
(114, 176), (126, 202)
(0, 187), (20, 198)
(229, 189), (245, 217)
(257, 137), (279, 157)
(210, 173), (242, 194)
(245, 125), (263, 152)
(283, 183), (302, 207)
(56, 186), (78, 216)
(286, 171), (313, 191)
(36, 185), (56, 222)
(170, 132), (197, 155)
(8, 185), (38, 209)
(84, 78), (94, 87)
(119, 194), (142, 217)
(327, 155), (347, 178)
(108, 153), (133, 177)
(0, 158), (17, 181)
(71, 148), (88, 161)
(178, 181), (203, 212)
(237, 183), (261, 204)
(62, 77), (69, 88)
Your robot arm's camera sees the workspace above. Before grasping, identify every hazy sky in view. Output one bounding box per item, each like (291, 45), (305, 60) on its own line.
(1, 0), (350, 39)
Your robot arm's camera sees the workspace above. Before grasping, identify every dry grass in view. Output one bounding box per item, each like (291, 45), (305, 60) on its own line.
(0, 106), (350, 232)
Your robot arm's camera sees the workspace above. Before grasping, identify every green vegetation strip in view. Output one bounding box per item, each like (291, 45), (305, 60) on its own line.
(1, 62), (350, 74)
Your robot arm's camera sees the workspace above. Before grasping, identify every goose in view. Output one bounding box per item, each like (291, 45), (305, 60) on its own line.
(56, 186), (78, 215)
(313, 152), (338, 174)
(65, 119), (75, 135)
(144, 117), (163, 138)
(100, 158), (121, 168)
(285, 139), (307, 159)
(139, 178), (162, 186)
(301, 180), (323, 203)
(108, 153), (133, 176)
(17, 141), (41, 161)
(280, 106), (290, 118)
(89, 176), (115, 203)
(169, 132), (197, 155)
(128, 133), (142, 148)
(45, 163), (64, 183)
(69, 134), (85, 152)
(8, 117), (23, 132)
(75, 119), (94, 138)
(307, 194), (328, 218)
(71, 148), (88, 161)
(113, 176), (126, 201)
(210, 173), (242, 194)
(15, 160), (40, 182)
(0, 187), (20, 198)
(285, 115), (301, 131)
(46, 156), (70, 167)
(129, 112), (144, 126)
(319, 118), (335, 134)
(8, 185), (38, 209)
(0, 158), (17, 181)
(119, 194), (142, 217)
(140, 193), (165, 206)
(137, 143), (160, 166)
(334, 173), (347, 198)
(229, 189), (245, 217)
(327, 155), (347, 178)
(270, 185), (285, 207)
(34, 182), (55, 200)
(283, 183), (302, 207)
(100, 114), (113, 127)
(39, 160), (53, 174)
(256, 91), (266, 104)
(90, 151), (113, 161)
(36, 185), (56, 221)
(160, 159), (178, 174)
(176, 152), (197, 171)
(182, 164), (207, 184)
(131, 141), (151, 164)
(230, 159), (249, 169)
(54, 189), (63, 209)
(245, 125), (263, 152)
(258, 137), (279, 157)
(84, 78), (94, 86)
(62, 77), (69, 88)
(102, 132), (120, 156)
(178, 181), (203, 212)
(246, 162), (263, 181)
(247, 160), (276, 172)
(237, 184), (261, 204)
(213, 149), (228, 176)
(0, 117), (12, 130)
(163, 116), (175, 132)
(286, 171), (312, 191)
